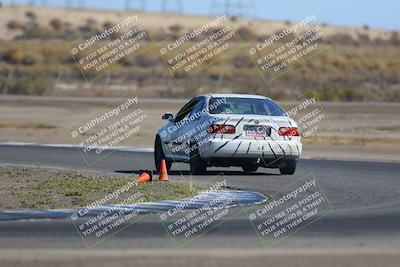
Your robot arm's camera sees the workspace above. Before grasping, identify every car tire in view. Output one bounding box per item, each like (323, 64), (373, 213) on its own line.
(154, 135), (172, 172)
(279, 160), (296, 175)
(189, 142), (207, 175)
(242, 163), (259, 173)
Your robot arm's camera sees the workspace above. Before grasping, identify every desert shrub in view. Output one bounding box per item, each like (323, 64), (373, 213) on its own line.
(150, 28), (169, 41)
(132, 52), (159, 68)
(18, 24), (57, 39)
(62, 22), (79, 39)
(40, 44), (55, 60)
(102, 21), (114, 29)
(2, 47), (24, 64)
(160, 86), (175, 98)
(318, 85), (362, 102)
(358, 33), (371, 45)
(101, 21), (123, 39)
(21, 51), (43, 65)
(389, 31), (400, 45)
(330, 33), (355, 45)
(7, 19), (25, 30)
(229, 16), (238, 22)
(237, 26), (258, 41)
(7, 73), (49, 95)
(233, 52), (253, 68)
(169, 24), (182, 33)
(2, 46), (44, 65)
(269, 30), (296, 44)
(79, 18), (99, 34)
(49, 18), (63, 31)
(25, 11), (37, 20)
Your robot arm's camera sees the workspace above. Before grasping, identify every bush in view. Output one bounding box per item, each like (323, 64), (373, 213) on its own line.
(134, 53), (159, 68)
(18, 24), (57, 40)
(150, 28), (169, 41)
(2, 47), (24, 64)
(169, 24), (182, 33)
(25, 11), (37, 20)
(7, 73), (49, 95)
(237, 26), (258, 41)
(49, 18), (63, 31)
(390, 31), (400, 45)
(7, 19), (25, 30)
(233, 52), (253, 68)
(330, 33), (356, 45)
(22, 51), (43, 65)
(79, 19), (99, 34)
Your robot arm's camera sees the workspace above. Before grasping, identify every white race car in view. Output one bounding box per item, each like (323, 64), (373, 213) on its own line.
(154, 94), (302, 175)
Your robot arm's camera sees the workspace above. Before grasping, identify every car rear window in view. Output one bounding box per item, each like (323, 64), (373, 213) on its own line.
(208, 97), (286, 116)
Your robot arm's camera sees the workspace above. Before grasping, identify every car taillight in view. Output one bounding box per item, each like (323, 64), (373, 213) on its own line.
(278, 127), (299, 136)
(207, 124), (236, 134)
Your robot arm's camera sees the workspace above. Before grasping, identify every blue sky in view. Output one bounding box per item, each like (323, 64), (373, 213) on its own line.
(5, 0), (399, 31)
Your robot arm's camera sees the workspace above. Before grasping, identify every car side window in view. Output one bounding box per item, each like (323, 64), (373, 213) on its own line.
(174, 98), (198, 123)
(190, 97), (205, 117)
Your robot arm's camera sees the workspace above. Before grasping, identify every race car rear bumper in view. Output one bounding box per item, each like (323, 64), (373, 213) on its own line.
(199, 138), (302, 160)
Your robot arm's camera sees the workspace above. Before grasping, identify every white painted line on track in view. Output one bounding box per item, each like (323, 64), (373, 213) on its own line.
(0, 141), (154, 153)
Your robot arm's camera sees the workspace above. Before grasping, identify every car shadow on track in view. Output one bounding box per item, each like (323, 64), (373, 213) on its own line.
(114, 169), (277, 176)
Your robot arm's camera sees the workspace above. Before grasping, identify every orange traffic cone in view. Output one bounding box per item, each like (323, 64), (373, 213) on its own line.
(159, 159), (169, 181)
(136, 170), (152, 183)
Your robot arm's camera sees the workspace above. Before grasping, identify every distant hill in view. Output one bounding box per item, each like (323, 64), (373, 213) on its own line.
(0, 5), (396, 42)
(0, 5), (399, 101)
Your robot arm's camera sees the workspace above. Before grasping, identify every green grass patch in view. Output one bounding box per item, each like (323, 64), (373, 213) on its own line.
(376, 125), (400, 131)
(18, 177), (204, 209)
(1, 166), (205, 210)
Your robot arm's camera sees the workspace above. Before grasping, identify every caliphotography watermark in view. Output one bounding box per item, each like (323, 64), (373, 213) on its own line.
(246, 174), (333, 247)
(69, 95), (147, 165)
(69, 14), (151, 81)
(283, 90), (332, 139)
(159, 178), (239, 247)
(160, 97), (233, 165)
(248, 14), (330, 83)
(157, 15), (242, 82)
(70, 180), (144, 248)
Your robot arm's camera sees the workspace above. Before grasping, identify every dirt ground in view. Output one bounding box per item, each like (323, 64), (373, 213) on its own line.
(0, 96), (399, 162)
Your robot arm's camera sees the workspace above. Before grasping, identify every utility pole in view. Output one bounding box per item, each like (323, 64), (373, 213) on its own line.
(210, 0), (256, 18)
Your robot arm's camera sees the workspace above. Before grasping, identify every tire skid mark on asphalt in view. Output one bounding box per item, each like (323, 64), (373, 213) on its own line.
(0, 190), (267, 222)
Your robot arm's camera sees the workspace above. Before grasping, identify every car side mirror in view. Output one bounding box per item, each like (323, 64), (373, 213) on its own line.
(162, 112), (174, 122)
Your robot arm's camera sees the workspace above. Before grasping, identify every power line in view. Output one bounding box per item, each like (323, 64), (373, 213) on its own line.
(210, 0), (256, 18)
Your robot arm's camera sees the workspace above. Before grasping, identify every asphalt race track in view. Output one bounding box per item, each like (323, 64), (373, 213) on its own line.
(0, 143), (399, 250)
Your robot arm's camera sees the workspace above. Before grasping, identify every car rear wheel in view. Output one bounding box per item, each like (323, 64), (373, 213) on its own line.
(154, 135), (172, 172)
(189, 143), (207, 175)
(279, 160), (296, 175)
